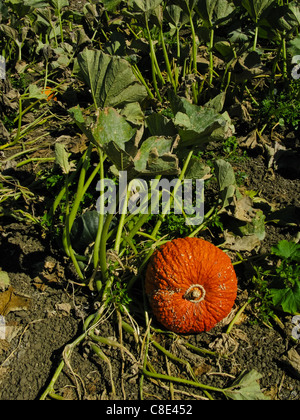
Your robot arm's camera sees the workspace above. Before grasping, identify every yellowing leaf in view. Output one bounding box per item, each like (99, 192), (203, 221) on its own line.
(55, 143), (75, 174)
(0, 286), (31, 316)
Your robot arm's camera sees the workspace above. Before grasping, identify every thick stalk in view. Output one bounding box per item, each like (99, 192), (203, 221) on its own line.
(159, 24), (176, 91)
(189, 12), (198, 103)
(209, 27), (214, 86)
(99, 212), (115, 283)
(282, 33), (287, 80)
(151, 150), (194, 238)
(145, 17), (164, 101)
(62, 179), (84, 279)
(93, 149), (105, 271)
(68, 143), (93, 230)
(142, 367), (226, 395)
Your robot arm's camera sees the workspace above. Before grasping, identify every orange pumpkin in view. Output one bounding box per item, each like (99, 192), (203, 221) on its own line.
(42, 86), (57, 101)
(145, 237), (237, 333)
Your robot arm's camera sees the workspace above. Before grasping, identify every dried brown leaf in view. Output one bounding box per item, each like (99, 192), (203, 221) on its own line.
(0, 286), (31, 316)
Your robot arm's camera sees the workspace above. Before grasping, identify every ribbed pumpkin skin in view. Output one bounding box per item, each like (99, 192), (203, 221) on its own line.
(145, 237), (237, 333)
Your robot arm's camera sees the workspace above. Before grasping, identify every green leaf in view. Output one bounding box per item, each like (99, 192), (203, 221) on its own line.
(102, 0), (123, 11)
(238, 210), (266, 241)
(28, 84), (48, 100)
(133, 136), (179, 176)
(129, 0), (164, 14)
(214, 159), (236, 208)
(77, 49), (148, 108)
(165, 4), (189, 29)
(92, 107), (136, 150)
(120, 102), (144, 125)
(241, 0), (275, 23)
(196, 0), (234, 27)
(203, 91), (226, 112)
(145, 113), (177, 137)
(55, 143), (74, 174)
(271, 240), (300, 261)
(184, 157), (211, 180)
(0, 270), (10, 290)
(0, 24), (19, 41)
(288, 34), (300, 56)
(270, 281), (300, 314)
(70, 210), (100, 252)
(68, 106), (95, 145)
(50, 0), (69, 11)
(174, 107), (234, 149)
(224, 370), (269, 400)
(288, 3), (300, 27)
(170, 94), (234, 150)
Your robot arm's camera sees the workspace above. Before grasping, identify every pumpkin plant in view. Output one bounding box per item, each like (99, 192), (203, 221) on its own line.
(145, 237), (237, 333)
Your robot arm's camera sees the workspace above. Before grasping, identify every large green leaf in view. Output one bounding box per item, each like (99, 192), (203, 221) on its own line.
(129, 0), (163, 13)
(196, 0), (234, 27)
(91, 107), (137, 172)
(288, 2), (300, 27)
(170, 94), (234, 150)
(241, 0), (275, 23)
(165, 4), (189, 29)
(145, 113), (177, 137)
(77, 49), (148, 108)
(92, 107), (136, 150)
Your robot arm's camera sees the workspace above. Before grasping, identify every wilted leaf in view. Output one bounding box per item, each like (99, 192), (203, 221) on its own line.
(214, 159), (237, 208)
(92, 107), (136, 150)
(77, 49), (147, 108)
(281, 348), (300, 379)
(170, 95), (234, 150)
(145, 113), (177, 137)
(28, 84), (48, 100)
(232, 195), (256, 222)
(224, 369), (269, 400)
(0, 286), (31, 316)
(238, 209), (266, 241)
(133, 136), (179, 176)
(185, 157), (211, 180)
(55, 143), (75, 174)
(223, 230), (261, 252)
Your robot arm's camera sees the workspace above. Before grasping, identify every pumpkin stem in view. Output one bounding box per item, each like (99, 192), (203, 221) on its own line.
(183, 284), (206, 303)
